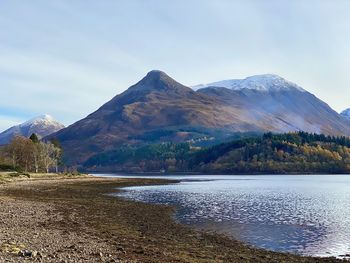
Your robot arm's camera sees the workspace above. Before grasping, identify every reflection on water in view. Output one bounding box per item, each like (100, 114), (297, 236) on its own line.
(105, 174), (350, 258)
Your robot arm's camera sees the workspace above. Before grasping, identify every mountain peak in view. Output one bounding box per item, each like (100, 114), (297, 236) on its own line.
(141, 70), (174, 85)
(128, 70), (190, 93)
(21, 114), (57, 127)
(0, 114), (65, 145)
(145, 70), (168, 79)
(193, 74), (305, 92)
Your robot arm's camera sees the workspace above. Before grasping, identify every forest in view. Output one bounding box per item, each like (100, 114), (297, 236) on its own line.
(84, 131), (350, 174)
(3, 131), (350, 174)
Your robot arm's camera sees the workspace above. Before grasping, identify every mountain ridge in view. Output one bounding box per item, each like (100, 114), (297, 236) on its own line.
(192, 74), (305, 92)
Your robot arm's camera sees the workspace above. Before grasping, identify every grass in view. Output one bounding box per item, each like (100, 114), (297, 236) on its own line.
(0, 171), (89, 184)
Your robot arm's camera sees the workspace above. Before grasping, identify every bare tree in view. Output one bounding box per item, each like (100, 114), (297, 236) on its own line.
(6, 136), (33, 171)
(32, 143), (41, 173)
(22, 139), (33, 172)
(5, 136), (22, 168)
(52, 146), (61, 173)
(39, 142), (62, 173)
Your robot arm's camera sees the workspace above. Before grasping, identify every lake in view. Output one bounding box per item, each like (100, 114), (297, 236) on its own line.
(97, 174), (350, 258)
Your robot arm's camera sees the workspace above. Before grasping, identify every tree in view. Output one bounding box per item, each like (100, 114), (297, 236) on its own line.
(5, 136), (33, 171)
(50, 138), (63, 172)
(30, 133), (40, 173)
(32, 143), (41, 173)
(40, 142), (55, 173)
(51, 146), (62, 173)
(29, 133), (39, 143)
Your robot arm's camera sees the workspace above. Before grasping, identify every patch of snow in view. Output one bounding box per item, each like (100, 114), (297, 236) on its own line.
(192, 74), (305, 92)
(21, 114), (58, 127)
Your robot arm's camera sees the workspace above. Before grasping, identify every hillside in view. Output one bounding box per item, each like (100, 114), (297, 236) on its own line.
(189, 132), (350, 174)
(84, 132), (350, 174)
(198, 86), (350, 136)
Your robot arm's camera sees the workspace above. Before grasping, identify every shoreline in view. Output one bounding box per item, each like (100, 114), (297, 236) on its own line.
(0, 175), (343, 262)
(91, 171), (350, 176)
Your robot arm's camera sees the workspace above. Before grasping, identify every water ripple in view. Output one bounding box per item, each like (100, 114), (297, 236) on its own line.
(112, 175), (350, 258)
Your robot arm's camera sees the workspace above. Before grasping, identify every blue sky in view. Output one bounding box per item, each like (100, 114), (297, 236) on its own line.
(1, 0), (350, 131)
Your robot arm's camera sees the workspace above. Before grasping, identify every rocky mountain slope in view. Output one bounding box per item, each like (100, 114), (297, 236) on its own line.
(48, 70), (350, 165)
(0, 115), (65, 145)
(197, 87), (350, 136)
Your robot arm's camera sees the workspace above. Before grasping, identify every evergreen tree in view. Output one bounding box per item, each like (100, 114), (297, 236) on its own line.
(29, 133), (39, 143)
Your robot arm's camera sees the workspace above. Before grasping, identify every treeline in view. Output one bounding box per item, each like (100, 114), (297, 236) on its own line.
(0, 134), (62, 173)
(84, 131), (350, 174)
(189, 132), (350, 174)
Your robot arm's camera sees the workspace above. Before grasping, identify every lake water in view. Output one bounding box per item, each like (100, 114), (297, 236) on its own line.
(98, 174), (350, 258)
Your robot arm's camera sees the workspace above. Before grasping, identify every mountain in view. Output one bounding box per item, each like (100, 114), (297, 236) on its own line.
(341, 108), (350, 119)
(48, 70), (350, 166)
(48, 70), (247, 164)
(0, 114), (65, 145)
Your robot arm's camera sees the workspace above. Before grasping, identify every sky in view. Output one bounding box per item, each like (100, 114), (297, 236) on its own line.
(1, 0), (350, 131)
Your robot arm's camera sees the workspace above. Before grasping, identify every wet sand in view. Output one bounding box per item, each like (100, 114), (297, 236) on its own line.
(0, 175), (344, 262)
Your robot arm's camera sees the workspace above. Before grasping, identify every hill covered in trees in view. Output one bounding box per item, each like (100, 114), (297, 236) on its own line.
(84, 132), (350, 174)
(189, 132), (350, 174)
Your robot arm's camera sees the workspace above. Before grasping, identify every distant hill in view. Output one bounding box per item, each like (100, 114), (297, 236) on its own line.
(0, 115), (65, 145)
(47, 70), (350, 166)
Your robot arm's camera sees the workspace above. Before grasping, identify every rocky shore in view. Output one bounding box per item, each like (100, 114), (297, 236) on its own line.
(0, 175), (345, 262)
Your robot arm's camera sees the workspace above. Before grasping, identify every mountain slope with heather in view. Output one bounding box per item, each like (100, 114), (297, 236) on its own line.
(0, 115), (65, 145)
(48, 70), (350, 166)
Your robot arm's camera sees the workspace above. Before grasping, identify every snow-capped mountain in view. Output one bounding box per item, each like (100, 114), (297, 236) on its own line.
(192, 74), (305, 92)
(0, 114), (65, 145)
(341, 109), (350, 119)
(48, 70), (350, 167)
